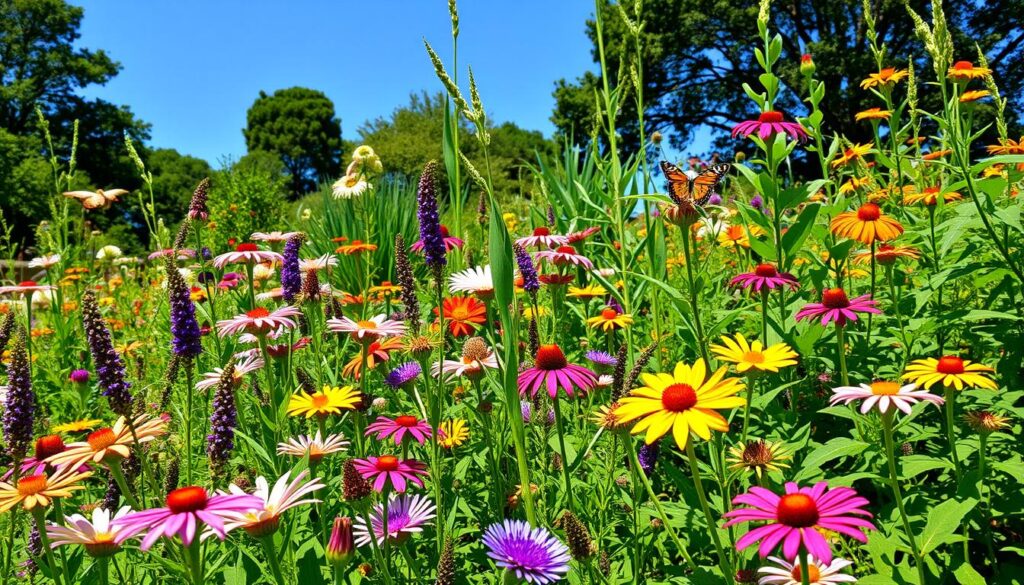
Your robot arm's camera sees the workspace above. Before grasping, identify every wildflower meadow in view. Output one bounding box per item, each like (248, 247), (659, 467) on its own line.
(2, 1), (1024, 584)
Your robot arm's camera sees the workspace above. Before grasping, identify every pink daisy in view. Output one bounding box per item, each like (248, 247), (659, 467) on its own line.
(0, 280), (57, 296)
(517, 344), (598, 399)
(365, 415), (434, 445)
(113, 486), (262, 550)
(566, 226), (601, 243)
(535, 245), (594, 269)
(147, 249), (196, 261)
(732, 111), (809, 142)
(516, 227), (569, 249)
(215, 306), (302, 337)
(724, 481), (875, 564)
(351, 456), (428, 493)
(730, 264), (800, 292)
(412, 225), (464, 253)
(794, 289), (881, 327)
(829, 381), (943, 415)
(250, 231), (301, 243)
(327, 314), (407, 342)
(212, 243), (283, 269)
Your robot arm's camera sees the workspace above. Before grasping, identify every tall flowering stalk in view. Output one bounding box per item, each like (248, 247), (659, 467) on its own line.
(417, 160), (447, 281)
(395, 233), (421, 332)
(166, 257), (202, 360)
(81, 290), (134, 417)
(280, 233), (304, 303)
(3, 328), (35, 462)
(207, 361), (237, 482)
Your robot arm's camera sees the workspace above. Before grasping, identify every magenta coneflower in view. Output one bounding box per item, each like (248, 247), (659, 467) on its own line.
(251, 231), (301, 243)
(327, 314), (407, 342)
(215, 306), (302, 337)
(730, 264), (800, 292)
(829, 382), (943, 415)
(518, 344), (598, 399)
(794, 289), (880, 327)
(411, 225), (464, 253)
(212, 243), (283, 269)
(0, 281), (56, 296)
(351, 456), (428, 493)
(724, 482), (874, 563)
(113, 486), (262, 550)
(482, 519), (571, 584)
(147, 249), (195, 261)
(566, 226), (601, 244)
(535, 246), (594, 269)
(732, 111), (808, 142)
(516, 227), (569, 249)
(353, 493), (437, 547)
(365, 416), (433, 445)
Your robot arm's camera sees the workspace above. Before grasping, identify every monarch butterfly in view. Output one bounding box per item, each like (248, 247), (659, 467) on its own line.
(660, 160), (730, 207)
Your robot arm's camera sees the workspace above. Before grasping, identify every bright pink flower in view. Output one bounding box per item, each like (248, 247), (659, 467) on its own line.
(518, 344), (598, 399)
(732, 111), (809, 142)
(730, 264), (799, 292)
(351, 456), (428, 493)
(794, 289), (880, 327)
(113, 486), (262, 550)
(212, 243), (283, 269)
(215, 306), (302, 337)
(365, 416), (433, 445)
(516, 227), (569, 249)
(724, 481), (874, 563)
(567, 226), (601, 243)
(535, 246), (594, 269)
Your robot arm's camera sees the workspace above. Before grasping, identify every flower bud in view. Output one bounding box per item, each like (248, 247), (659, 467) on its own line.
(800, 54), (815, 76)
(326, 517), (354, 567)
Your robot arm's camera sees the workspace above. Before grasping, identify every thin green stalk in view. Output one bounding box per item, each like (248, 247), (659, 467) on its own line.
(836, 326), (849, 387)
(685, 442), (734, 585)
(551, 395), (575, 512)
(944, 387), (961, 478)
(260, 536), (287, 585)
(741, 376), (757, 444)
(881, 413), (928, 585)
(108, 460), (142, 510)
(680, 225), (709, 364)
(798, 547), (811, 585)
(97, 557), (110, 585)
(31, 507), (64, 585)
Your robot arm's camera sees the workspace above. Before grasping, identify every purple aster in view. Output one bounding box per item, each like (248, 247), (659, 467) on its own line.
(206, 362), (237, 477)
(2, 329), (35, 461)
(167, 258), (203, 359)
(81, 291), (134, 417)
(416, 160), (446, 271)
(584, 350), (618, 374)
(482, 519), (571, 584)
(353, 493), (436, 547)
(280, 233), (305, 303)
(750, 195), (766, 213)
(69, 369), (91, 384)
(385, 362), (422, 389)
(514, 244), (539, 295)
(707, 193), (723, 205)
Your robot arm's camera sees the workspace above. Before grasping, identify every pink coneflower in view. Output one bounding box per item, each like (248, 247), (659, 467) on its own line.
(353, 493), (437, 547)
(757, 554), (856, 585)
(147, 249), (195, 261)
(218, 272), (244, 290)
(518, 344), (598, 399)
(365, 416), (433, 445)
(300, 255), (337, 273)
(216, 306), (302, 337)
(731, 264), (800, 292)
(535, 246), (594, 269)
(46, 506), (134, 557)
(516, 227), (569, 249)
(277, 431), (349, 462)
(212, 243), (283, 269)
(829, 382), (943, 415)
(724, 482), (874, 563)
(432, 339), (499, 381)
(251, 231), (301, 243)
(327, 314), (407, 342)
(27, 255), (61, 270)
(113, 486), (262, 550)
(351, 456), (428, 493)
(217, 470), (325, 537)
(195, 355), (264, 391)
(732, 111), (809, 142)
(567, 226), (601, 243)
(0, 281), (57, 296)
(411, 225), (464, 253)
(794, 289), (880, 327)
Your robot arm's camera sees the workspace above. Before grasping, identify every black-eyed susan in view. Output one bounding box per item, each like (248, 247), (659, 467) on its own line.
(567, 284), (607, 301)
(586, 307), (634, 332)
(829, 203), (903, 245)
(902, 356), (997, 390)
(860, 67), (909, 89)
(829, 143), (872, 168)
(614, 359), (745, 450)
(710, 333), (798, 375)
(855, 108), (891, 122)
(947, 60), (991, 81)
(438, 419), (469, 449)
(727, 439), (791, 479)
(287, 385), (363, 418)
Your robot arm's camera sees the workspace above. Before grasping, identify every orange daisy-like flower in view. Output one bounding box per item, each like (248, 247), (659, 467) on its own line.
(435, 296), (487, 337)
(369, 281), (402, 297)
(860, 67), (909, 89)
(867, 185), (914, 203)
(46, 414), (168, 468)
(903, 186), (963, 206)
(829, 203), (903, 245)
(0, 467), (92, 513)
(922, 149), (953, 161)
(342, 337), (404, 379)
(335, 240), (378, 255)
(947, 60), (991, 81)
(838, 176), (872, 195)
(585, 307), (634, 332)
(959, 90), (990, 103)
(987, 137), (1024, 155)
(853, 244), (920, 266)
(830, 143), (872, 168)
(855, 108), (891, 122)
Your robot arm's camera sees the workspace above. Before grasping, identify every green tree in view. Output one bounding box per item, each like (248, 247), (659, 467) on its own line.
(207, 152), (290, 249)
(553, 0), (1023, 154)
(147, 148), (213, 225)
(243, 87), (342, 196)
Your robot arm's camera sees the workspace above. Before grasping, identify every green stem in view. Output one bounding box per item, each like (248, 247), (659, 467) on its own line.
(836, 326), (849, 387)
(260, 536), (287, 585)
(97, 557), (110, 585)
(741, 377), (756, 444)
(680, 225), (709, 364)
(944, 387), (961, 479)
(798, 547), (811, 585)
(881, 413), (928, 585)
(685, 442), (734, 584)
(552, 395), (575, 513)
(108, 459), (142, 510)
(31, 507), (64, 585)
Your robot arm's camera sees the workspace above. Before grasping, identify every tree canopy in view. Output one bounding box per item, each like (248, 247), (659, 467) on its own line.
(243, 87), (343, 196)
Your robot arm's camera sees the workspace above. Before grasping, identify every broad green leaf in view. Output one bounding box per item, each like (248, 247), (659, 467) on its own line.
(796, 438), (869, 480)
(918, 497), (977, 555)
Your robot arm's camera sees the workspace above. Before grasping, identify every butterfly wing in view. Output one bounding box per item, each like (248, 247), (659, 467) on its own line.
(102, 189), (129, 202)
(63, 191), (104, 209)
(660, 160), (692, 205)
(689, 164), (731, 206)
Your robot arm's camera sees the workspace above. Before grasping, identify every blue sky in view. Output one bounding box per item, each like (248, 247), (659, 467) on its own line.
(73, 1), (602, 165)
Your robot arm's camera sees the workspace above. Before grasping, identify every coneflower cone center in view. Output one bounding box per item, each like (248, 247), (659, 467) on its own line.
(395, 415), (419, 428)
(17, 474), (48, 496)
(952, 60), (974, 70)
(821, 288), (850, 309)
(18, 280), (37, 287)
(167, 486), (209, 513)
(742, 441), (773, 465)
(235, 243), (259, 252)
(857, 203), (881, 221)
(870, 382), (901, 395)
(535, 345), (568, 370)
(790, 565), (821, 582)
(87, 428), (118, 451)
(555, 245), (577, 255)
(936, 356), (966, 374)
(35, 435), (66, 459)
(246, 308), (270, 319)
(462, 337), (489, 362)
(376, 455), (400, 472)
(758, 111), (784, 124)
(661, 384), (698, 412)
(601, 308), (619, 320)
(776, 493), (819, 527)
(533, 227), (551, 236)
(754, 264), (778, 278)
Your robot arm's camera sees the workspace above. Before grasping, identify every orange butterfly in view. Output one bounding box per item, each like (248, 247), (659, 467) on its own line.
(63, 188), (129, 210)
(660, 161), (730, 206)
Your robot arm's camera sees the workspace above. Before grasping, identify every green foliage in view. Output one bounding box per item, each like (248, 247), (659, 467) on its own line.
(207, 152), (290, 248)
(243, 87), (343, 196)
(147, 148), (214, 226)
(0, 129), (53, 247)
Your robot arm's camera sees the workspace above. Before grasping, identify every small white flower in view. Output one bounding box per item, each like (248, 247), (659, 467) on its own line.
(96, 245), (123, 260)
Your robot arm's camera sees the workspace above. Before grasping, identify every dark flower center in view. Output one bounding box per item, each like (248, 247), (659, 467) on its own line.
(535, 345), (568, 370)
(18, 280), (37, 287)
(952, 60), (974, 70)
(395, 415), (419, 428)
(555, 245), (577, 255)
(532, 227), (551, 236)
(937, 356), (965, 374)
(758, 111), (784, 124)
(35, 435), (66, 460)
(742, 440), (773, 466)
(821, 288), (850, 309)
(754, 264), (778, 277)
(166, 486), (209, 513)
(376, 455), (400, 472)
(235, 243), (259, 252)
(776, 493), (819, 527)
(857, 202), (881, 221)
(661, 383), (698, 412)
(440, 225), (450, 237)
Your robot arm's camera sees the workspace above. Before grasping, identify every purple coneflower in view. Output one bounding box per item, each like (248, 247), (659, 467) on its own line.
(216, 306), (302, 337)
(280, 233), (305, 303)
(81, 291), (133, 417)
(416, 161), (447, 271)
(2, 329), (34, 461)
(516, 227), (568, 249)
(353, 493), (436, 546)
(385, 362), (422, 389)
(212, 243), (283, 270)
(365, 416), (433, 445)
(730, 264), (800, 293)
(351, 456), (428, 493)
(732, 110), (808, 142)
(536, 245), (594, 269)
(518, 344), (598, 399)
(112, 486), (262, 550)
(482, 519), (571, 584)
(795, 288), (881, 327)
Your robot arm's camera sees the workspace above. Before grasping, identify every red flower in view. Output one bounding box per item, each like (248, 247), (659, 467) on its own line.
(435, 296), (487, 337)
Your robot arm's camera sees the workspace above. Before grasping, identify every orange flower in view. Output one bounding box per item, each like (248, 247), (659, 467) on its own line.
(853, 244), (920, 266)
(947, 61), (991, 81)
(838, 176), (872, 195)
(922, 149), (952, 161)
(959, 90), (990, 103)
(903, 186), (963, 206)
(435, 296), (487, 337)
(987, 137), (1024, 155)
(342, 337), (403, 379)
(860, 67), (909, 89)
(335, 240), (377, 255)
(830, 143), (872, 168)
(829, 203), (903, 245)
(855, 108), (891, 122)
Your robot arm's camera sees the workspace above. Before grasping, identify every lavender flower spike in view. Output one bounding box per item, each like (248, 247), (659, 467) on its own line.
(416, 160), (447, 271)
(207, 361), (237, 478)
(81, 290), (134, 417)
(167, 257), (202, 359)
(188, 177), (210, 221)
(281, 233), (305, 303)
(514, 244), (539, 295)
(2, 328), (35, 461)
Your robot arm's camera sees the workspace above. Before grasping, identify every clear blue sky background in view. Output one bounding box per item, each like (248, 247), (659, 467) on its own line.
(74, 1), (709, 167)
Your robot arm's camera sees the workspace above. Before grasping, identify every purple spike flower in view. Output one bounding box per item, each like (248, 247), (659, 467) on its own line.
(385, 362), (422, 389)
(281, 233), (305, 303)
(167, 258), (202, 359)
(188, 177), (210, 221)
(2, 328), (35, 461)
(207, 362), (237, 477)
(637, 442), (659, 476)
(514, 244), (539, 295)
(482, 519), (571, 584)
(81, 290), (134, 417)
(416, 161), (446, 271)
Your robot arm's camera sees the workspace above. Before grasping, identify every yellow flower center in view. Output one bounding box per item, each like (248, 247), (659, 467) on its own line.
(87, 428), (118, 451)
(870, 382), (901, 395)
(742, 351), (765, 364)
(790, 565), (821, 582)
(356, 320), (378, 330)
(17, 474), (48, 496)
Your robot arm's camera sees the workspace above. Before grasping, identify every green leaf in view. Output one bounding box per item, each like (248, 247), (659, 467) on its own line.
(898, 455), (953, 479)
(796, 438), (869, 480)
(918, 497), (977, 555)
(781, 203), (820, 265)
(953, 562), (986, 585)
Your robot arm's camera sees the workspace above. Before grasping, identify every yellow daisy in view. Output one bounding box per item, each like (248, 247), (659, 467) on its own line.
(902, 356), (997, 390)
(830, 143), (872, 168)
(51, 419), (104, 434)
(614, 360), (745, 450)
(286, 385), (363, 418)
(947, 61), (991, 81)
(585, 307), (634, 332)
(438, 419), (469, 449)
(860, 67), (909, 89)
(855, 108), (891, 122)
(567, 284), (607, 301)
(710, 333), (798, 375)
